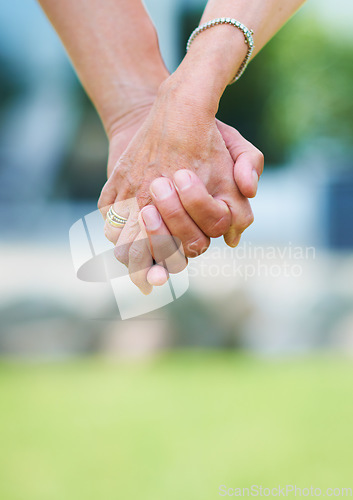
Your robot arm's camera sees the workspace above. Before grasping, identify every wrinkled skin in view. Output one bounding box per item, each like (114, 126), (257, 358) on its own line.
(98, 83), (264, 293)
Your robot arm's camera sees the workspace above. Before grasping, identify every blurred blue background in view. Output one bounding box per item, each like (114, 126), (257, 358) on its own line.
(0, 0), (352, 357)
(0, 2), (353, 499)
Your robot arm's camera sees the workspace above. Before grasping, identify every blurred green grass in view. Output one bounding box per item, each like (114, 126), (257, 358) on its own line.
(0, 352), (352, 500)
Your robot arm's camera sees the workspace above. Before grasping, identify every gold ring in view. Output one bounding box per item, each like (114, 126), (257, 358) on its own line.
(107, 206), (128, 228)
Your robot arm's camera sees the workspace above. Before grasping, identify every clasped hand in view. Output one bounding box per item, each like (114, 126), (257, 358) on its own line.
(98, 78), (264, 294)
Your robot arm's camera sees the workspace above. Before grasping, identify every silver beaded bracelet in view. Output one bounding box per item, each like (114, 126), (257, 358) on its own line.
(186, 18), (255, 84)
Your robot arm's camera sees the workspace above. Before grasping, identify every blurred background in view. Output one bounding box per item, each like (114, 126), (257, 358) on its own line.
(0, 1), (352, 499)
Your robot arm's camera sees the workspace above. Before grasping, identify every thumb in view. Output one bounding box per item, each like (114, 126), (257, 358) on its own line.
(216, 120), (264, 199)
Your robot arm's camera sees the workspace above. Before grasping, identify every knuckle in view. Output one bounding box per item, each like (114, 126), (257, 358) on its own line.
(182, 193), (204, 209)
(136, 185), (153, 208)
(237, 210), (255, 233)
(98, 182), (115, 212)
(160, 204), (183, 223)
(255, 149), (265, 173)
(206, 214), (230, 238)
(164, 256), (188, 274)
(97, 193), (106, 212)
(129, 242), (146, 263)
(247, 210), (255, 227)
(104, 224), (116, 244)
(184, 235), (210, 258)
(114, 245), (128, 267)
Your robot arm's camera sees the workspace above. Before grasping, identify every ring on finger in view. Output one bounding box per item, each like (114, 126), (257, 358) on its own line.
(107, 205), (128, 228)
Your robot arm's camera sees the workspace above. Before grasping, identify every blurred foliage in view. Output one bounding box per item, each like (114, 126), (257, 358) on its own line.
(254, 17), (353, 163)
(56, 121), (108, 200)
(181, 11), (353, 164)
(0, 353), (352, 500)
(0, 54), (24, 113)
(54, 90), (108, 200)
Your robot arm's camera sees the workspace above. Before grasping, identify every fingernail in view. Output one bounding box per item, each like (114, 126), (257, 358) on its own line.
(173, 170), (192, 191)
(252, 169), (259, 194)
(141, 206), (161, 230)
(150, 178), (173, 200)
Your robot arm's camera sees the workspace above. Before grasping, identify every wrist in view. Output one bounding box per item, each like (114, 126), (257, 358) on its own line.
(100, 57), (169, 140)
(156, 73), (217, 123)
(167, 22), (249, 115)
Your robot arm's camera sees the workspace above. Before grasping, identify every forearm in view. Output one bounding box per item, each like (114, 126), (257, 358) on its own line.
(168, 0), (307, 114)
(38, 0), (169, 135)
(201, 0), (306, 58)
